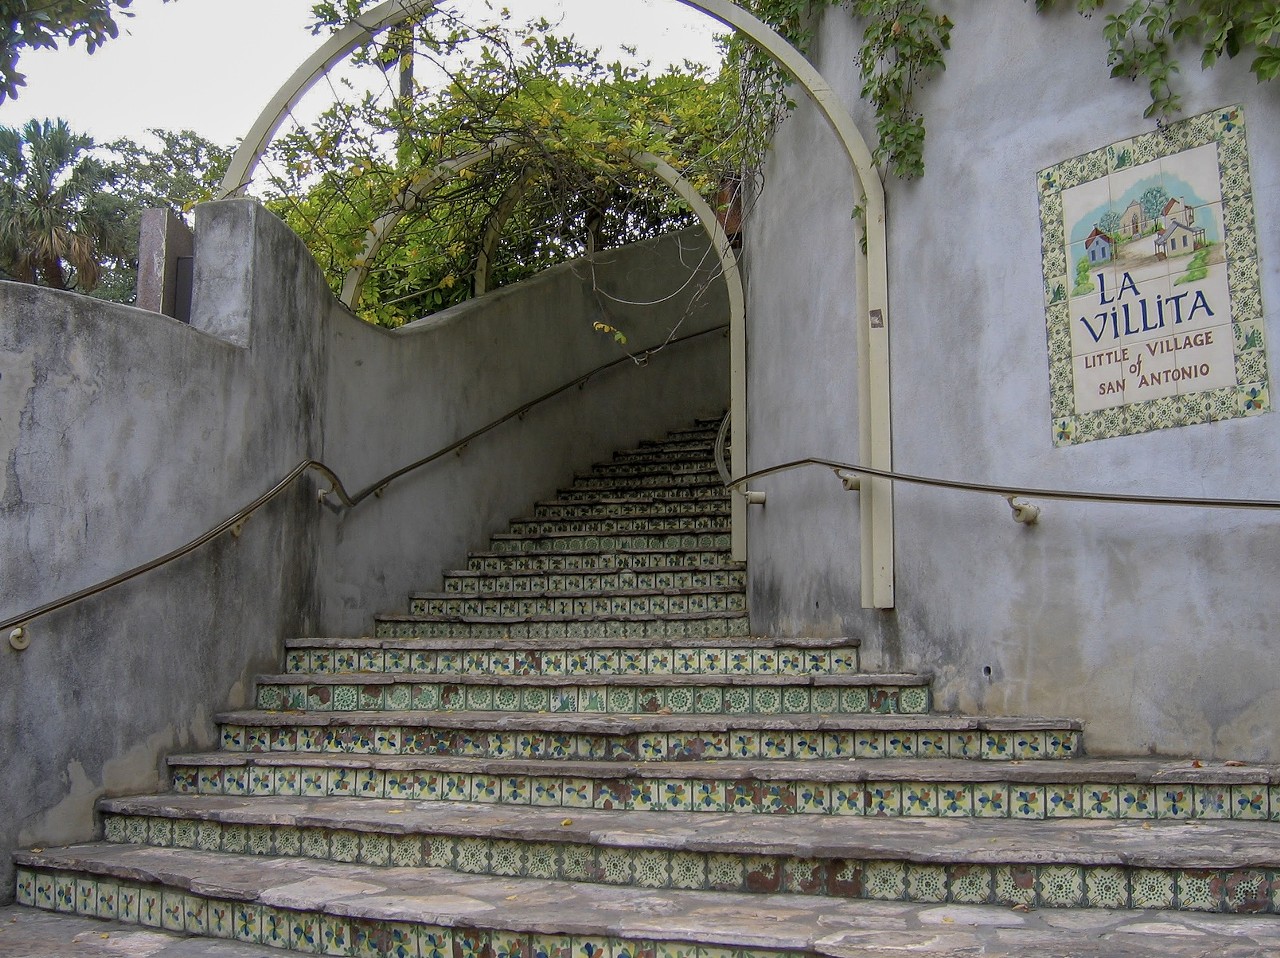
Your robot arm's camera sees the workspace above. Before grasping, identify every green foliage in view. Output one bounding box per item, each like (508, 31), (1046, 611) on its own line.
(0, 0), (175, 104)
(1034, 0), (1280, 119)
(739, 0), (1279, 180)
(266, 8), (739, 327)
(847, 2), (951, 179)
(1175, 245), (1211, 284)
(1073, 254), (1095, 296)
(0, 118), (129, 291)
(92, 130), (232, 302)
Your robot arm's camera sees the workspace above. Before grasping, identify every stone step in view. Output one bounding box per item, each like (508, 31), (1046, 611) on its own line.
(488, 531), (733, 555)
(555, 485), (729, 503)
(586, 461), (721, 480)
(251, 673), (932, 716)
(163, 754), (1280, 822)
(566, 474), (725, 494)
(373, 611), (750, 641)
(82, 797), (1280, 914)
(604, 448), (719, 467)
(8, 897), (1278, 958)
(631, 437), (716, 452)
(0, 905), (292, 958)
(406, 588), (746, 619)
(532, 498), (731, 519)
(282, 637), (861, 678)
(209, 711), (1082, 762)
(464, 548), (736, 574)
(656, 425), (721, 440)
(440, 566), (746, 595)
(506, 516), (731, 537)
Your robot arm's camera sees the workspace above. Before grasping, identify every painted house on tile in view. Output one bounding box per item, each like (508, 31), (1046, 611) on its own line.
(1084, 227), (1113, 263)
(1154, 218), (1206, 258)
(1118, 197), (1149, 237)
(1162, 195), (1196, 228)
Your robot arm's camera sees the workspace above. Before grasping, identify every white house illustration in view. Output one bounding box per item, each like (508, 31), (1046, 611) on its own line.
(1154, 218), (1206, 258)
(1085, 227), (1114, 263)
(1162, 196), (1196, 227)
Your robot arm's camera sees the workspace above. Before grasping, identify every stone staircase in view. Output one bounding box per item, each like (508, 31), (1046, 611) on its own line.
(11, 418), (1280, 956)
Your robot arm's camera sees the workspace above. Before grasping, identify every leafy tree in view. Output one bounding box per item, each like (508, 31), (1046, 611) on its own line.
(0, 118), (129, 292)
(1140, 185), (1170, 223)
(266, 9), (739, 327)
(1097, 209), (1123, 236)
(0, 1), (175, 103)
(93, 129), (232, 302)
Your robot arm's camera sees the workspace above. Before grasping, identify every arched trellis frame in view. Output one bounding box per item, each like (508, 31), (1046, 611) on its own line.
(218, 0), (894, 609)
(335, 137), (749, 561)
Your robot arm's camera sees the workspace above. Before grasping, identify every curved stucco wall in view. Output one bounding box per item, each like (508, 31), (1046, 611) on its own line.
(743, 1), (1280, 760)
(0, 203), (727, 900)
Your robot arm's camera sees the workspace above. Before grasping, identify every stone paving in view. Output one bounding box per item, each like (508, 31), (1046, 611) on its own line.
(6, 866), (1280, 958)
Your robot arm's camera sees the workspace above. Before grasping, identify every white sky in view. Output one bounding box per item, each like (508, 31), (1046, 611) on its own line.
(0, 0), (723, 147)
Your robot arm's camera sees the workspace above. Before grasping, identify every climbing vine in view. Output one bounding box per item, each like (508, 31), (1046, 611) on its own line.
(740, 0), (1280, 179)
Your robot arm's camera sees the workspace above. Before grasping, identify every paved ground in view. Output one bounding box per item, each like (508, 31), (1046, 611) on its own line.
(0, 907), (281, 957)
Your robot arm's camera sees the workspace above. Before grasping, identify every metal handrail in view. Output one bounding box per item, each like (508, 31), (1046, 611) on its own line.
(1, 324), (730, 638)
(729, 456), (1280, 512)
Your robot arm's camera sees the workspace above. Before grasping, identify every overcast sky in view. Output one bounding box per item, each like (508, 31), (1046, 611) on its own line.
(0, 0), (723, 146)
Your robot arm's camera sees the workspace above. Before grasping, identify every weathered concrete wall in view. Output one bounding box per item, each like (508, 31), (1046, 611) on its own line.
(744, 1), (1280, 760)
(0, 204), (727, 899)
(318, 229), (730, 630)
(0, 201), (327, 900)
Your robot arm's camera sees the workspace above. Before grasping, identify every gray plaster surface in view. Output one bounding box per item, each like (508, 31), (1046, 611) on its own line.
(9, 855), (1280, 957)
(742, 0), (1280, 762)
(88, 796), (1280, 868)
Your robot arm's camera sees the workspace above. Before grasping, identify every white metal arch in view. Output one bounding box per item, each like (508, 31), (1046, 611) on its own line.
(335, 138), (750, 558)
(220, 0), (893, 608)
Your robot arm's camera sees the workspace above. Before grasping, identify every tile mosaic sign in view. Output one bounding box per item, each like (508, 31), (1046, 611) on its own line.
(1038, 106), (1268, 446)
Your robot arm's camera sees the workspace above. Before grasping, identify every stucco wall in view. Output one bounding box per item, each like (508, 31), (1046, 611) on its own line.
(317, 229), (730, 631)
(0, 203), (728, 899)
(0, 201), (327, 901)
(744, 1), (1280, 760)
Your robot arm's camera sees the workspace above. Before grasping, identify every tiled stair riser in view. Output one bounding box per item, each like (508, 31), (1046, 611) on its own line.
(74, 830), (1280, 914)
(567, 477), (725, 494)
(532, 502), (731, 519)
(253, 681), (930, 715)
(166, 769), (1274, 821)
(506, 518), (730, 536)
(14, 869), (783, 958)
(282, 645), (861, 677)
(464, 551), (733, 573)
(587, 462), (722, 478)
(212, 725), (1078, 762)
(490, 533), (733, 554)
(373, 616), (750, 640)
(440, 568), (746, 594)
(555, 487), (727, 502)
(407, 592), (746, 618)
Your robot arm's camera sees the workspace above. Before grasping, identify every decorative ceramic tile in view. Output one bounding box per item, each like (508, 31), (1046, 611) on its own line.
(1040, 106), (1269, 445)
(862, 860), (907, 901)
(1034, 865), (1085, 911)
(1130, 868), (1177, 909)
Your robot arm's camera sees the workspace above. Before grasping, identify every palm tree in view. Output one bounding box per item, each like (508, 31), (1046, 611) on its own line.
(0, 118), (129, 292)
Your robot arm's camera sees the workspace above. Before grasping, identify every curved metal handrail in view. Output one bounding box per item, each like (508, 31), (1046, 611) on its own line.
(729, 456), (1280, 512)
(1, 324), (730, 638)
